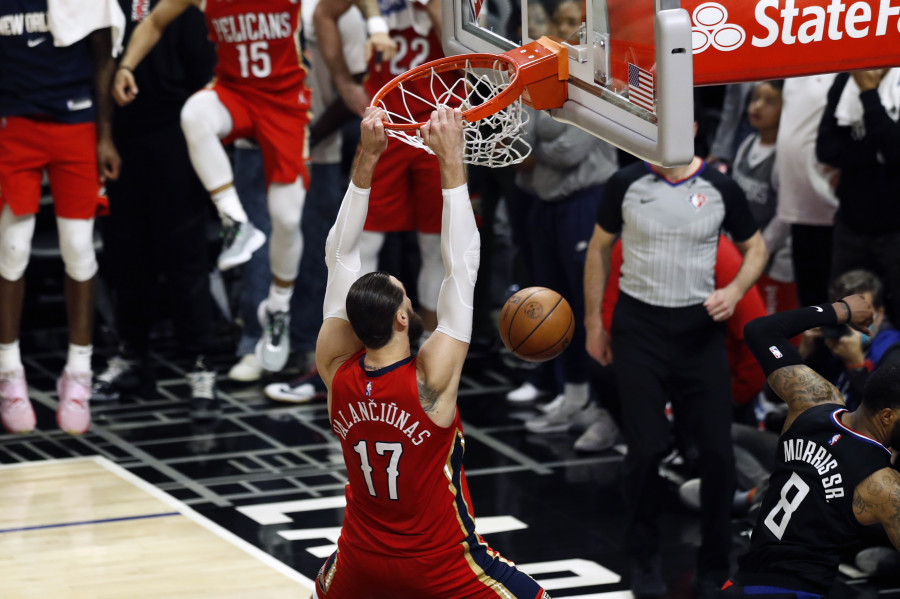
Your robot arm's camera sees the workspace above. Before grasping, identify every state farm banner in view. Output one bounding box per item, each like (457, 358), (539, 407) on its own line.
(684, 0), (900, 85)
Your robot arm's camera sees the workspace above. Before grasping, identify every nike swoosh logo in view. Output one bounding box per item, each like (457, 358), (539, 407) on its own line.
(639, 198), (656, 204)
(814, 306), (823, 312)
(27, 37), (47, 47)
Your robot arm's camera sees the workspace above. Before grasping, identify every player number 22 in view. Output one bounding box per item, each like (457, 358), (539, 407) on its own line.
(237, 41), (272, 78)
(389, 37), (429, 76)
(763, 472), (810, 540)
(353, 440), (404, 500)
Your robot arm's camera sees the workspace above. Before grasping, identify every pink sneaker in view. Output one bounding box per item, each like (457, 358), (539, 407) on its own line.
(0, 368), (36, 434)
(57, 369), (92, 435)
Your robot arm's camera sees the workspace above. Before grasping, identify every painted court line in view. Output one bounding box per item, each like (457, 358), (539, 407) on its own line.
(0, 512), (180, 534)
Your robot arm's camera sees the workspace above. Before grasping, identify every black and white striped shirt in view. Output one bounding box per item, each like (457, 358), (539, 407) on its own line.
(597, 162), (758, 308)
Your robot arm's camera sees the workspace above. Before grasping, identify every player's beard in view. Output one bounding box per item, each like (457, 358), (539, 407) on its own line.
(889, 418), (900, 451)
(407, 308), (425, 345)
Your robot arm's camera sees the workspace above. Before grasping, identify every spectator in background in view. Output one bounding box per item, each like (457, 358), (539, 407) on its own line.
(775, 76), (839, 308)
(707, 82), (755, 172)
(513, 109), (619, 441)
(584, 144), (767, 596)
(731, 80), (797, 318)
(0, 2), (122, 435)
(806, 270), (900, 411)
(93, 0), (218, 417)
(817, 69), (900, 323)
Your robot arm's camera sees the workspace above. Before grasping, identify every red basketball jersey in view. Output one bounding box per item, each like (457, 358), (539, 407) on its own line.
(330, 350), (477, 556)
(364, 0), (450, 120)
(204, 0), (306, 93)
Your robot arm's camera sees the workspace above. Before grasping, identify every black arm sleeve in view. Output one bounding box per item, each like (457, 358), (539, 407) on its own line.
(744, 304), (842, 377)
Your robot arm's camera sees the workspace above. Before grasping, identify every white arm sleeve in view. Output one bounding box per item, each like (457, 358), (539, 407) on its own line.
(323, 183), (370, 321)
(434, 184), (480, 343)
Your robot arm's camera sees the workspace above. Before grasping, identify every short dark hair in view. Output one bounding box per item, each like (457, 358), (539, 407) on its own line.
(829, 269), (884, 309)
(860, 361), (900, 414)
(346, 272), (404, 349)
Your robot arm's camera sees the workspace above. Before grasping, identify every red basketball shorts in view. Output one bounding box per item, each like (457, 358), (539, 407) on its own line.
(364, 140), (443, 234)
(0, 116), (106, 219)
(314, 540), (547, 599)
(210, 81), (310, 188)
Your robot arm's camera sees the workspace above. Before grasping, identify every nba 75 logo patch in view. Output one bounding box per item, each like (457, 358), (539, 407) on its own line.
(687, 193), (707, 211)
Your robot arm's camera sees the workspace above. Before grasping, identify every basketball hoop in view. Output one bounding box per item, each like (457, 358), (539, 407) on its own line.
(370, 37), (569, 167)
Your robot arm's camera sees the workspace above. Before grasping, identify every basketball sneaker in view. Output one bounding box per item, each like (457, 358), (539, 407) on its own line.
(506, 382), (553, 403)
(92, 354), (146, 401)
(264, 366), (324, 403)
(573, 408), (620, 452)
(525, 399), (602, 434)
(227, 353), (265, 382)
(0, 368), (36, 434)
(217, 221), (266, 271)
(255, 300), (290, 372)
(57, 369), (92, 435)
(187, 357), (220, 420)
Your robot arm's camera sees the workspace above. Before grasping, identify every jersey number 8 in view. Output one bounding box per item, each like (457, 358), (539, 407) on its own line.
(763, 472), (810, 540)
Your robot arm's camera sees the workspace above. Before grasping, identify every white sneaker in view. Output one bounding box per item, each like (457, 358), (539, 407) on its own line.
(539, 394), (565, 414)
(218, 221), (266, 271)
(573, 408), (620, 452)
(264, 379), (318, 403)
(228, 354), (265, 382)
(255, 300), (291, 372)
(506, 382), (552, 402)
(525, 400), (602, 434)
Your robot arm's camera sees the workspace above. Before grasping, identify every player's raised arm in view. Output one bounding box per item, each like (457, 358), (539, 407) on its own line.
(743, 294), (874, 430)
(316, 108), (389, 389)
(416, 107), (477, 427)
(113, 0), (196, 105)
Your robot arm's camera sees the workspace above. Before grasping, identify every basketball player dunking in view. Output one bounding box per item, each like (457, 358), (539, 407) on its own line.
(729, 294), (900, 598)
(113, 0), (311, 372)
(313, 106), (548, 598)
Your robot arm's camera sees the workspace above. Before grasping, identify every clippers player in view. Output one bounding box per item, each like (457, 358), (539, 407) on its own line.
(729, 294), (900, 598)
(0, 0), (122, 435)
(315, 0), (450, 333)
(314, 107), (548, 599)
(112, 0), (311, 372)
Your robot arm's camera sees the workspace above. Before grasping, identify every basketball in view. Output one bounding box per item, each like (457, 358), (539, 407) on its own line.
(498, 287), (574, 362)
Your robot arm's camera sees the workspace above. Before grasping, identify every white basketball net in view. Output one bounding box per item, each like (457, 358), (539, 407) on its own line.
(373, 58), (532, 168)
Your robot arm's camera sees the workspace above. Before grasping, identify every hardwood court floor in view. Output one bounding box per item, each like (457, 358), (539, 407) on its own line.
(1, 330), (898, 599)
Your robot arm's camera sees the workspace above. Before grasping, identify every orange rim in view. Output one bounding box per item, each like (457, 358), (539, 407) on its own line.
(369, 53), (523, 130)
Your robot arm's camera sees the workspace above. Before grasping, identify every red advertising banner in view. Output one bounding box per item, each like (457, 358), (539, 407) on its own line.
(683, 0), (900, 85)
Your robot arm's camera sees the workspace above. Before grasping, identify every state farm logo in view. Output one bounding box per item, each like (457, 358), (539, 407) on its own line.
(692, 2), (747, 52)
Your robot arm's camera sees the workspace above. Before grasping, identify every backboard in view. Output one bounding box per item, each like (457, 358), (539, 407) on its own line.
(444, 0), (695, 166)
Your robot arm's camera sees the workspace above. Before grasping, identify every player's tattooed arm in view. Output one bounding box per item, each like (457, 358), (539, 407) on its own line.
(767, 364), (844, 427)
(853, 468), (900, 550)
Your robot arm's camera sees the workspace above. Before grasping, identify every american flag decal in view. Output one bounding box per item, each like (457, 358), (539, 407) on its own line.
(627, 63), (655, 113)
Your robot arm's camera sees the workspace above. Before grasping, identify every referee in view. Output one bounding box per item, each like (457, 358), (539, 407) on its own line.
(584, 152), (767, 596)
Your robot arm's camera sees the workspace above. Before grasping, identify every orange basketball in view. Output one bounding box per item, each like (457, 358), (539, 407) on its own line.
(498, 287), (574, 362)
